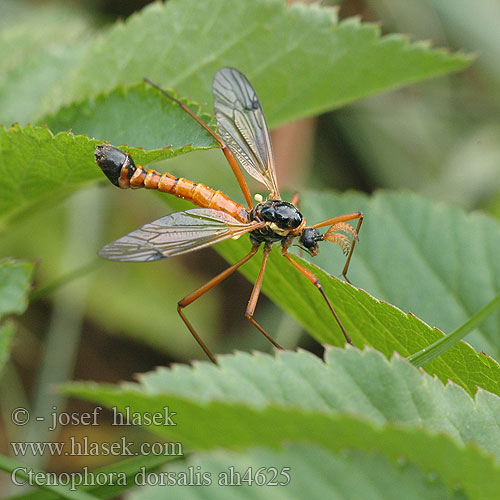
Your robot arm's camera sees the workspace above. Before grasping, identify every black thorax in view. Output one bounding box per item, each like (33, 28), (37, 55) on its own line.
(249, 200), (303, 245)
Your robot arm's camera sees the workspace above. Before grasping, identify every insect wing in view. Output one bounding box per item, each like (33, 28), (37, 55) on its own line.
(99, 208), (263, 262)
(213, 67), (280, 199)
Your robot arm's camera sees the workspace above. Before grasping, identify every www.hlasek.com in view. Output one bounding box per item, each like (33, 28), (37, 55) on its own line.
(12, 466), (292, 490)
(11, 437), (182, 457)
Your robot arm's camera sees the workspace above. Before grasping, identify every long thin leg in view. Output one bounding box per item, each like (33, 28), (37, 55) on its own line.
(281, 248), (353, 345)
(144, 78), (253, 209)
(311, 211), (363, 230)
(341, 215), (363, 283)
(290, 191), (300, 207)
(178, 245), (259, 364)
(245, 245), (284, 350)
(311, 211), (364, 283)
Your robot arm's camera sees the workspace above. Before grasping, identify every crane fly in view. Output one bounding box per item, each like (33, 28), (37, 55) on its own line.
(95, 67), (363, 364)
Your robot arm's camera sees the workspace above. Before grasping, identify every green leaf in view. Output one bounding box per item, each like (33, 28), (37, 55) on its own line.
(215, 191), (500, 397)
(64, 348), (500, 500)
(0, 2), (92, 126)
(42, 0), (472, 125)
(0, 125), (212, 228)
(129, 444), (463, 499)
(42, 83), (217, 151)
(0, 258), (33, 319)
(131, 348), (500, 460)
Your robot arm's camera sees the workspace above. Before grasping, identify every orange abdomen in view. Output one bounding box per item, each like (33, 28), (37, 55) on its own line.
(127, 165), (249, 223)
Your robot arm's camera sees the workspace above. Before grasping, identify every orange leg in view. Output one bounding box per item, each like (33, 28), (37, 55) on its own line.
(282, 248), (353, 346)
(290, 191), (300, 207)
(178, 245), (259, 364)
(144, 78), (253, 210)
(312, 211), (363, 283)
(245, 245), (284, 350)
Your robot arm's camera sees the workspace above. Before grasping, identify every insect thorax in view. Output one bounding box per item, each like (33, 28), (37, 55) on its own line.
(249, 200), (304, 245)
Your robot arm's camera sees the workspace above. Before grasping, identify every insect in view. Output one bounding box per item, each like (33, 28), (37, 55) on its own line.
(95, 67), (363, 364)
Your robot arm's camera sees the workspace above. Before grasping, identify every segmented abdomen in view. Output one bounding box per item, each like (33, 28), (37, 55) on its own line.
(129, 165), (249, 223)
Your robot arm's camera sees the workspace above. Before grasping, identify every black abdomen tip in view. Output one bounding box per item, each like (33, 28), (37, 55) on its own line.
(94, 144), (135, 187)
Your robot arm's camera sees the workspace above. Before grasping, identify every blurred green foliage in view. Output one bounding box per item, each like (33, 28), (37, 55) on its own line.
(0, 1), (499, 498)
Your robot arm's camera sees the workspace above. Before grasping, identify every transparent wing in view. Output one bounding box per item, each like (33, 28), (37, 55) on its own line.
(213, 67), (280, 199)
(99, 208), (264, 262)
